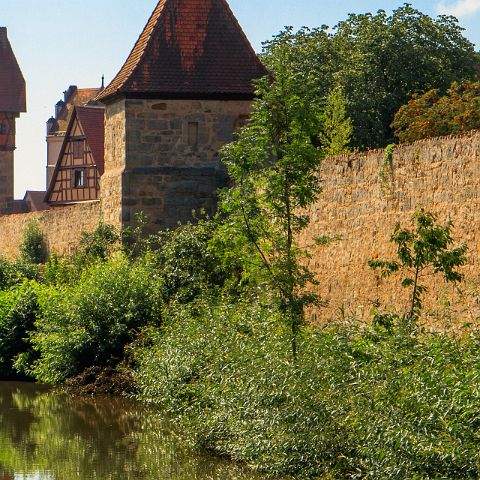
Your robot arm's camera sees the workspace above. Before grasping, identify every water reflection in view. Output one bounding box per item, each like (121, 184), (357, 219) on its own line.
(0, 382), (263, 480)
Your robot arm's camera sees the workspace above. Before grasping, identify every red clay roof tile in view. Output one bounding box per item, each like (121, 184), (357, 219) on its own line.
(0, 27), (26, 112)
(98, 0), (266, 102)
(75, 106), (105, 175)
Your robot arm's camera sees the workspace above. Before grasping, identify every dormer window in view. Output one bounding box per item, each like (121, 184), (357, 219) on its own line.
(72, 140), (84, 159)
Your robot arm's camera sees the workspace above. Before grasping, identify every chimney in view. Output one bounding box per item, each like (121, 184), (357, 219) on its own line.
(0, 27), (7, 49)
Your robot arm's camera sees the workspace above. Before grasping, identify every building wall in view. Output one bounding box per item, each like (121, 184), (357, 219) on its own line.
(301, 130), (480, 326)
(0, 202), (101, 258)
(0, 150), (14, 213)
(101, 98), (251, 232)
(100, 99), (126, 230)
(46, 134), (64, 189)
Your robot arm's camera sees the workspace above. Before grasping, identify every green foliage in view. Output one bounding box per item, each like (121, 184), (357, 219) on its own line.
(19, 221), (46, 264)
(319, 86), (353, 157)
(369, 210), (467, 323)
(153, 220), (240, 304)
(392, 80), (480, 143)
(221, 39), (330, 357)
(27, 253), (163, 383)
(264, 5), (478, 150)
(79, 222), (120, 262)
(0, 257), (41, 289)
(0, 282), (38, 378)
(135, 295), (480, 479)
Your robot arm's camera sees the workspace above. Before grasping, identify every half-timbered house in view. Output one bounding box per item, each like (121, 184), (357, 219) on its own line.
(46, 106), (104, 205)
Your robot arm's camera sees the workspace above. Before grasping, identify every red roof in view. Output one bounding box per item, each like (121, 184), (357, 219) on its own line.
(0, 27), (26, 112)
(23, 191), (49, 212)
(76, 106), (105, 174)
(97, 0), (266, 102)
(45, 106), (105, 202)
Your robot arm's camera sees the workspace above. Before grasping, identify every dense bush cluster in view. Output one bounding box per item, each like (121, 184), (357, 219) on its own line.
(392, 81), (480, 143)
(0, 216), (478, 478)
(135, 295), (480, 479)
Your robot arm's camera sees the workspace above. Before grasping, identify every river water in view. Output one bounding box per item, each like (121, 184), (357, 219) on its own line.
(0, 381), (265, 480)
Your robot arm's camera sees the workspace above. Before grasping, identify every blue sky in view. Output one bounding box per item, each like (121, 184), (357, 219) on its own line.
(2, 0), (480, 197)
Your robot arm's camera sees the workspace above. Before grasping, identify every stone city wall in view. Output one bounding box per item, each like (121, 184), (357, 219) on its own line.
(302, 130), (480, 326)
(0, 201), (102, 259)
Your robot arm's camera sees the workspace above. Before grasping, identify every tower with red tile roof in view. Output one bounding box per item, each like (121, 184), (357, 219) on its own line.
(97, 0), (266, 231)
(0, 27), (26, 214)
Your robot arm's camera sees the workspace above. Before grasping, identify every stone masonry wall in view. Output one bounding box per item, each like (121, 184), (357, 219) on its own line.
(100, 99), (126, 230)
(0, 202), (101, 259)
(0, 151), (14, 213)
(301, 130), (480, 326)
(109, 99), (252, 232)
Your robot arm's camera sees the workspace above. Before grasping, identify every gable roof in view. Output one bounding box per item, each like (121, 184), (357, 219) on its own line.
(0, 27), (26, 112)
(75, 106), (105, 174)
(23, 191), (48, 212)
(45, 106), (105, 201)
(97, 0), (267, 103)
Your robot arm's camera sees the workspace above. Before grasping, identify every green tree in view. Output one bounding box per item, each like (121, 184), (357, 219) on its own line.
(263, 5), (478, 150)
(369, 210), (467, 323)
(220, 40), (349, 359)
(320, 86), (353, 157)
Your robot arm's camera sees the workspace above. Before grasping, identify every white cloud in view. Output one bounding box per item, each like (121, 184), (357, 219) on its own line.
(437, 0), (480, 17)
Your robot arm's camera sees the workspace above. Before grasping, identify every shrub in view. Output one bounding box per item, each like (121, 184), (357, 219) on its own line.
(78, 222), (120, 262)
(153, 221), (242, 303)
(135, 294), (480, 479)
(0, 282), (39, 379)
(392, 81), (480, 143)
(19, 221), (47, 264)
(28, 253), (163, 383)
(0, 257), (41, 290)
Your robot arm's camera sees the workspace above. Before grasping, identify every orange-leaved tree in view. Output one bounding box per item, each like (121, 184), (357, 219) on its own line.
(392, 81), (480, 143)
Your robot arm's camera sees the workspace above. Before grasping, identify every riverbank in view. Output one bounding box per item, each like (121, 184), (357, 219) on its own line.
(0, 380), (266, 480)
(1, 223), (480, 479)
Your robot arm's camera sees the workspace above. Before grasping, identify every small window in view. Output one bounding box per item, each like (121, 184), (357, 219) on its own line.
(74, 169), (85, 188)
(72, 140), (84, 159)
(188, 122), (199, 146)
(0, 122), (3, 135)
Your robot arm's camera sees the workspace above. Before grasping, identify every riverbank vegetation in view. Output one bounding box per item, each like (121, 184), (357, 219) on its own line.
(2, 4), (480, 478)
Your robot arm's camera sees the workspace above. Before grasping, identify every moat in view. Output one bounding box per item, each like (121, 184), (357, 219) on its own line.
(0, 382), (264, 480)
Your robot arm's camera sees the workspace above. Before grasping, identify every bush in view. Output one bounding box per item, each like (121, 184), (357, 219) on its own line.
(19, 221), (47, 264)
(135, 295), (480, 479)
(0, 257), (41, 290)
(0, 282), (39, 379)
(392, 80), (480, 143)
(28, 253), (163, 383)
(153, 221), (243, 303)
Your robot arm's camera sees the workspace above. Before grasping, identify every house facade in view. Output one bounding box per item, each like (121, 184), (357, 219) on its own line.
(46, 85), (103, 190)
(46, 106), (104, 205)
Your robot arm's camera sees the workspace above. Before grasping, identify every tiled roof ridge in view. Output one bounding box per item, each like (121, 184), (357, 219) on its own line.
(99, 0), (167, 100)
(97, 0), (266, 102)
(215, 0), (263, 69)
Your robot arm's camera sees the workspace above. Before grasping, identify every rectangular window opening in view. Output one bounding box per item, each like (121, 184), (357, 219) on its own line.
(74, 169), (85, 188)
(188, 122), (199, 146)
